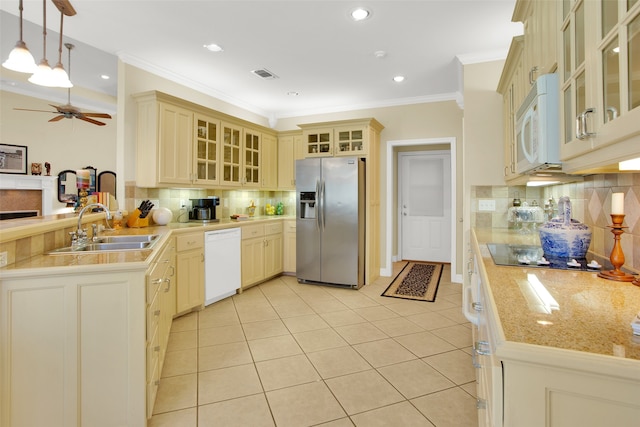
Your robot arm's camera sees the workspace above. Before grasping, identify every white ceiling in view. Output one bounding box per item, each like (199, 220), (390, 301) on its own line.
(1, 0), (522, 120)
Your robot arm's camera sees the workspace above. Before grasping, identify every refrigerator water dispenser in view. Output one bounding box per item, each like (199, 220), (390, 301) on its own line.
(299, 192), (316, 219)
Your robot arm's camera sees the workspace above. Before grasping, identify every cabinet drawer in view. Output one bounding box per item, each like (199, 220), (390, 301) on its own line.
(146, 326), (159, 380)
(146, 276), (162, 302)
(285, 220), (296, 232)
(265, 222), (283, 236)
(146, 293), (160, 338)
(242, 224), (264, 240)
(176, 232), (203, 251)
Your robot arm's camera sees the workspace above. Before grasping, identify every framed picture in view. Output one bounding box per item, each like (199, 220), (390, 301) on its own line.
(0, 144), (28, 174)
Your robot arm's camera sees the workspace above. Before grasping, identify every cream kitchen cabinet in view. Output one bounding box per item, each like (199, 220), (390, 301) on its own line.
(0, 269), (147, 427)
(241, 222), (283, 289)
(135, 92), (194, 187)
(193, 114), (221, 186)
(146, 237), (176, 418)
(221, 123), (265, 188)
(299, 118), (383, 158)
(497, 36), (526, 182)
(283, 219), (296, 273)
(261, 132), (278, 189)
(176, 232), (204, 314)
(559, 0), (640, 172)
(277, 131), (303, 190)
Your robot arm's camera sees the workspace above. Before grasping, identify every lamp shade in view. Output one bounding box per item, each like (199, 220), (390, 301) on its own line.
(2, 41), (37, 73)
(28, 59), (56, 87)
(50, 63), (73, 88)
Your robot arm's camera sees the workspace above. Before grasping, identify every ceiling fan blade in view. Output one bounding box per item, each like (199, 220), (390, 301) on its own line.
(82, 113), (112, 119)
(78, 116), (106, 126)
(49, 115), (65, 122)
(14, 108), (58, 113)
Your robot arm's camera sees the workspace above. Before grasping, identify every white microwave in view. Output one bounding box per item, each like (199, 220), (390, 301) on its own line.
(515, 73), (560, 174)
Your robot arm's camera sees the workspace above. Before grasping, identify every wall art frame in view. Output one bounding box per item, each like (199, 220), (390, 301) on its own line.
(0, 143), (28, 174)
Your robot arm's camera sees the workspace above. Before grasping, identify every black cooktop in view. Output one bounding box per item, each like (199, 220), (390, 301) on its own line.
(486, 243), (599, 271)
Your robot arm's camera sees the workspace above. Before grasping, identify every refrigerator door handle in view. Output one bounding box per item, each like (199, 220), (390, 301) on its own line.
(320, 179), (326, 230)
(315, 179), (321, 231)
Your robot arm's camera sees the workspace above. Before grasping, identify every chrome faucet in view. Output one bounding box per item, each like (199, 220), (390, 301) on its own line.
(76, 203), (112, 245)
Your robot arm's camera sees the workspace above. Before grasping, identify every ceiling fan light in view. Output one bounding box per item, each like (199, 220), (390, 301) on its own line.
(2, 41), (37, 73)
(50, 63), (73, 88)
(28, 59), (57, 87)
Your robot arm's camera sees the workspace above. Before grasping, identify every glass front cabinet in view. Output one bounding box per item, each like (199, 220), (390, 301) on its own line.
(300, 119), (382, 158)
(194, 115), (220, 186)
(560, 0), (640, 167)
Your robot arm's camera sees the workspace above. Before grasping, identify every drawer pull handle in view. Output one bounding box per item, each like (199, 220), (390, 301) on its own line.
(152, 278), (162, 284)
(472, 302), (483, 312)
(474, 341), (491, 356)
(477, 398), (487, 410)
(154, 346), (160, 352)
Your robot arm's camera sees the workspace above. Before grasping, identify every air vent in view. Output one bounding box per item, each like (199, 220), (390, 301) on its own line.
(251, 68), (279, 80)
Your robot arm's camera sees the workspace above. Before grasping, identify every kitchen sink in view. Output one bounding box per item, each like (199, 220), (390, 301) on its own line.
(48, 234), (160, 254)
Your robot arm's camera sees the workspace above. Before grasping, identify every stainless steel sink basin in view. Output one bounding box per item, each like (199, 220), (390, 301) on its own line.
(48, 234), (160, 254)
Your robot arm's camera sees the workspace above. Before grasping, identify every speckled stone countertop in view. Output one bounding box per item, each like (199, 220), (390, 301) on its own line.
(473, 228), (640, 362)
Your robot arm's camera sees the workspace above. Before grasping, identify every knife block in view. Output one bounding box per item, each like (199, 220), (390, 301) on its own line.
(126, 209), (149, 228)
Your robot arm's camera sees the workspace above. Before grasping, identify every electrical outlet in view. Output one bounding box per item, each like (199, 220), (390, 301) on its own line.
(0, 251), (8, 268)
(478, 199), (496, 211)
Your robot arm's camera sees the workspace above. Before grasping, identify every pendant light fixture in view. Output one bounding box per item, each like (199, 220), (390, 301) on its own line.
(50, 3), (73, 88)
(28, 0), (56, 87)
(2, 0), (38, 73)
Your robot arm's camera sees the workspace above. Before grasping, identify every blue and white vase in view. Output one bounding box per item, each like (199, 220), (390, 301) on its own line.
(539, 196), (591, 258)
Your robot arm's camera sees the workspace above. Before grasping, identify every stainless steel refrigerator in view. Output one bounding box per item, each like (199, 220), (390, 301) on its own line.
(296, 157), (365, 289)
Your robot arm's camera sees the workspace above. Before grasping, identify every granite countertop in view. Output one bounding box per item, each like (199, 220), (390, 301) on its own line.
(1, 215), (294, 277)
(473, 228), (640, 362)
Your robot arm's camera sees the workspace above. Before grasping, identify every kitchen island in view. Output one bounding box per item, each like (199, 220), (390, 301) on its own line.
(469, 228), (640, 427)
(0, 214), (293, 426)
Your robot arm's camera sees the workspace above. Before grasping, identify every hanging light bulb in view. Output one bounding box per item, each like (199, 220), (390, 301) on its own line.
(2, 0), (38, 73)
(28, 0), (56, 87)
(50, 7), (72, 88)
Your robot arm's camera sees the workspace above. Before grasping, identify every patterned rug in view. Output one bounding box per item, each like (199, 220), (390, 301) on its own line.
(381, 261), (443, 302)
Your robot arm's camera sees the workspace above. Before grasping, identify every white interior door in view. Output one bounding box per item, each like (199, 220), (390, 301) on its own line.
(399, 151), (451, 262)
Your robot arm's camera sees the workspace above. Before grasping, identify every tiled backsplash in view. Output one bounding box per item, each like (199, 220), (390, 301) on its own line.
(125, 182), (296, 219)
(471, 173), (640, 272)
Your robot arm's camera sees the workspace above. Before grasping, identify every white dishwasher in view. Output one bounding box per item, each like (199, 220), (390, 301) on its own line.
(204, 228), (241, 306)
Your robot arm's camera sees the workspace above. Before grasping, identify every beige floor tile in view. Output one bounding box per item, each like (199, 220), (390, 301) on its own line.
(235, 304), (280, 323)
(377, 359), (455, 399)
(430, 324), (473, 348)
(281, 313), (330, 333)
(325, 370), (404, 415)
(305, 298), (350, 314)
(315, 418), (355, 427)
(423, 349), (476, 385)
(293, 328), (349, 353)
(148, 407), (197, 427)
(307, 346), (371, 379)
(161, 348), (197, 378)
(198, 364), (263, 405)
(198, 341), (253, 372)
(437, 306), (471, 324)
(320, 310), (367, 327)
(411, 387), (479, 427)
(353, 305), (399, 321)
(334, 322), (388, 344)
(198, 323), (245, 347)
(394, 331), (457, 358)
(272, 300), (316, 317)
(353, 338), (417, 367)
(266, 381), (346, 427)
(153, 373), (197, 415)
(330, 293), (379, 309)
(171, 312), (198, 332)
(248, 334), (303, 362)
(198, 394), (275, 427)
(406, 311), (459, 330)
(384, 301), (431, 316)
(460, 381), (478, 398)
(198, 309), (240, 329)
(255, 354), (320, 391)
(242, 318), (290, 340)
(350, 401), (435, 427)
(166, 330), (197, 352)
(372, 317), (425, 337)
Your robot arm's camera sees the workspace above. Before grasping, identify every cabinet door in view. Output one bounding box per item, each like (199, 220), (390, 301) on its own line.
(158, 103), (193, 185)
(241, 238), (265, 288)
(221, 122), (242, 185)
(261, 133), (278, 189)
(284, 222), (297, 273)
(194, 115), (220, 186)
(334, 126), (368, 156)
(243, 129), (261, 187)
(264, 233), (283, 278)
(303, 129), (333, 157)
(176, 250), (204, 313)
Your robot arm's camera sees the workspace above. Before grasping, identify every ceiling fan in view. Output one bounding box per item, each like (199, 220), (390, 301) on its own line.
(15, 43), (112, 126)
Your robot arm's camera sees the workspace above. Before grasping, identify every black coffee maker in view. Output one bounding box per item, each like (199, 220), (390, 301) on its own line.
(189, 197), (220, 222)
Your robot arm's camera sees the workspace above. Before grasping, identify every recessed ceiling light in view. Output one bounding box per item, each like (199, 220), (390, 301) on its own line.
(393, 75), (405, 83)
(351, 8), (371, 21)
(374, 50), (387, 59)
(204, 43), (224, 52)
(100, 74), (110, 80)
(287, 91), (299, 96)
